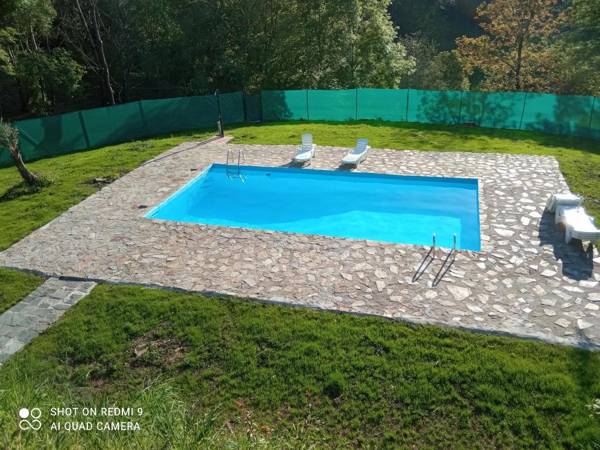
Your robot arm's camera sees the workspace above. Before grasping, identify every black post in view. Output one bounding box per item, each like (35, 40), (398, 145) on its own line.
(242, 92), (248, 123)
(588, 97), (596, 138)
(215, 90), (224, 137)
(518, 92), (528, 130)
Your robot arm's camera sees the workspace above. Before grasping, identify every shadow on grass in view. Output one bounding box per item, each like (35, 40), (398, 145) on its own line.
(569, 345), (600, 405)
(0, 177), (52, 202)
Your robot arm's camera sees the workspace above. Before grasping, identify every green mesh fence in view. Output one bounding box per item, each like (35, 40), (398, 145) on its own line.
(261, 90), (308, 121)
(219, 91), (244, 124)
(0, 94), (224, 167)
(9, 111), (88, 165)
(244, 94), (262, 122)
(520, 93), (595, 137)
(307, 89), (356, 121)
(407, 89), (462, 124)
(479, 91), (527, 130)
(80, 102), (146, 148)
(140, 95), (217, 136)
(2, 88), (599, 168)
(357, 88), (408, 121)
(457, 91), (487, 125)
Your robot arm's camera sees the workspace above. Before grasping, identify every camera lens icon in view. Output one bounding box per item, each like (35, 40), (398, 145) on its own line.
(18, 408), (42, 431)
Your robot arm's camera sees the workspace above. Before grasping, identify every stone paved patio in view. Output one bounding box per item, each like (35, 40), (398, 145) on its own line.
(0, 278), (96, 365)
(0, 140), (598, 348)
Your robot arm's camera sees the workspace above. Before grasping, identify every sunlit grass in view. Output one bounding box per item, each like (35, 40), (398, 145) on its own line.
(1, 121), (599, 448)
(0, 284), (598, 448)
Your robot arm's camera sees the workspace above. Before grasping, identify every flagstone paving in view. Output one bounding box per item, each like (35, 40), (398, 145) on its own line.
(0, 141), (598, 348)
(0, 278), (96, 365)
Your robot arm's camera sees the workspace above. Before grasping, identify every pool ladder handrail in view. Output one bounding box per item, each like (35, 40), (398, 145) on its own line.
(413, 233), (458, 285)
(412, 233), (437, 282)
(432, 233), (457, 287)
(226, 147), (245, 181)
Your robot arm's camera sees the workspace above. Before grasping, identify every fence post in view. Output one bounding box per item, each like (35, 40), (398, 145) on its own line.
(519, 92), (528, 130)
(78, 111), (91, 149)
(215, 90), (224, 137)
(355, 88), (358, 120)
(242, 92), (248, 123)
(137, 100), (149, 138)
(306, 89), (309, 120)
(457, 91), (463, 125)
(478, 92), (486, 127)
(588, 97), (596, 139)
(405, 89), (410, 122)
(259, 92), (264, 122)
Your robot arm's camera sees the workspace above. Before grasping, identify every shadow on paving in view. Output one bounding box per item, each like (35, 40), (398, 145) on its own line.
(538, 211), (594, 280)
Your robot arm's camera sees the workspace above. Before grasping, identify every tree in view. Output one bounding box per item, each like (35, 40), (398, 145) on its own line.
(55, 0), (116, 105)
(0, 0), (84, 114)
(555, 0), (600, 95)
(0, 120), (38, 185)
(401, 33), (469, 89)
(422, 51), (470, 90)
(456, 0), (565, 92)
(390, 0), (482, 50)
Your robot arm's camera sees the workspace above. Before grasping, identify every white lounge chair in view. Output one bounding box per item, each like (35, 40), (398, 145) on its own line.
(341, 138), (370, 167)
(293, 133), (316, 165)
(556, 206), (600, 244)
(545, 193), (581, 213)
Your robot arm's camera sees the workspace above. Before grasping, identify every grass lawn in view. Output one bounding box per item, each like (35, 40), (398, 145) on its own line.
(0, 268), (43, 314)
(0, 284), (599, 448)
(0, 130), (213, 251)
(1, 121), (599, 448)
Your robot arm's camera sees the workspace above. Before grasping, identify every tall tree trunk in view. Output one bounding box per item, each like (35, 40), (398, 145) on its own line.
(91, 1), (115, 105)
(74, 0), (115, 105)
(515, 37), (523, 90)
(7, 145), (38, 185)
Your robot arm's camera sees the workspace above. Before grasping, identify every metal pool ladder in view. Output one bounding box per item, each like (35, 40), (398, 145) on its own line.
(226, 147), (245, 181)
(413, 233), (458, 286)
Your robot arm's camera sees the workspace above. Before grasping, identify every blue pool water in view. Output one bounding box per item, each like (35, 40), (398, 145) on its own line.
(146, 164), (480, 250)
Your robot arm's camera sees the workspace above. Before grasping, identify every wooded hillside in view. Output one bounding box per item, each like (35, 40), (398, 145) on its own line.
(0, 0), (597, 119)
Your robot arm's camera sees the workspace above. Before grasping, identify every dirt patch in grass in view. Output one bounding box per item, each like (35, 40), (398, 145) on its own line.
(84, 175), (117, 188)
(130, 324), (188, 369)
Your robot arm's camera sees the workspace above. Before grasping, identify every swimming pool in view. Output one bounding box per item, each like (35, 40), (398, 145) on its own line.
(146, 164), (481, 250)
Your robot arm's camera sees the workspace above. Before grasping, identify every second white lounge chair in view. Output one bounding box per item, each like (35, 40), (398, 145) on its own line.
(293, 133), (316, 165)
(556, 206), (600, 244)
(545, 193), (581, 213)
(341, 138), (370, 167)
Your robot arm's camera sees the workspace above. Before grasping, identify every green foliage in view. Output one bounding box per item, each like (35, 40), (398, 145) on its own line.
(0, 283), (598, 447)
(0, 119), (18, 150)
(0, 0), (84, 114)
(403, 34), (469, 90)
(12, 49), (84, 114)
(457, 0), (566, 92)
(421, 51), (470, 90)
(390, 0), (482, 50)
(556, 0), (600, 96)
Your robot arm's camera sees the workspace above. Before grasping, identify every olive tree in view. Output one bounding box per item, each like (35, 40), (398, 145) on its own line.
(0, 120), (39, 185)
